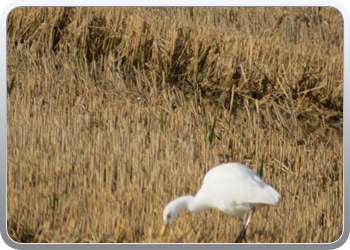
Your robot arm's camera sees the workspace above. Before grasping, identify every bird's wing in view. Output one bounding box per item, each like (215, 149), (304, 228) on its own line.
(200, 163), (280, 206)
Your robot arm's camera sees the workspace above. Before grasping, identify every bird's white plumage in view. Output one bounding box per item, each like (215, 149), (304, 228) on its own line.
(195, 163), (280, 217)
(161, 162), (281, 240)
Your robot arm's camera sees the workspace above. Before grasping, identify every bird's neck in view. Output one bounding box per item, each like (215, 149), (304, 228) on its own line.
(176, 195), (207, 213)
(173, 195), (194, 213)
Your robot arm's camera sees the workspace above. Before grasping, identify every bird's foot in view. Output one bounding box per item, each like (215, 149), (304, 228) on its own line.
(234, 227), (255, 243)
(234, 232), (254, 243)
(234, 228), (247, 243)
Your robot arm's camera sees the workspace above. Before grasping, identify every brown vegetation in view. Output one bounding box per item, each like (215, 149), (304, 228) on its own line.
(7, 7), (342, 243)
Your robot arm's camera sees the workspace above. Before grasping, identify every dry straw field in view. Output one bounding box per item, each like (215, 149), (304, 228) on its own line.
(7, 7), (343, 243)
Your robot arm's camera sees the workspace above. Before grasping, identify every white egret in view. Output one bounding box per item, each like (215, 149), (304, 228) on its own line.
(160, 162), (281, 243)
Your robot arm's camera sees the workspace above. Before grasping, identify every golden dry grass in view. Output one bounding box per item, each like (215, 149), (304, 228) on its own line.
(7, 7), (342, 243)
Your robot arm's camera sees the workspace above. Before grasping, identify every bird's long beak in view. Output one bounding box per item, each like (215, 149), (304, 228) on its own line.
(160, 219), (169, 237)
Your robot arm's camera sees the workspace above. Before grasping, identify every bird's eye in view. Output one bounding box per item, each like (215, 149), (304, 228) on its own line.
(167, 214), (171, 220)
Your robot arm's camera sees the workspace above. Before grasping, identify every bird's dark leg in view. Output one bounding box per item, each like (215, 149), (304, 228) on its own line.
(236, 217), (247, 243)
(234, 205), (256, 243)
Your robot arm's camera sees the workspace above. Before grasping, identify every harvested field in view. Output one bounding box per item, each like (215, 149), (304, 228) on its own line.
(7, 7), (343, 243)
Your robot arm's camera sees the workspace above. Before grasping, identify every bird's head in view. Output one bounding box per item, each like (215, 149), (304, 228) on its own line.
(160, 213), (171, 237)
(160, 201), (176, 237)
(160, 197), (190, 237)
